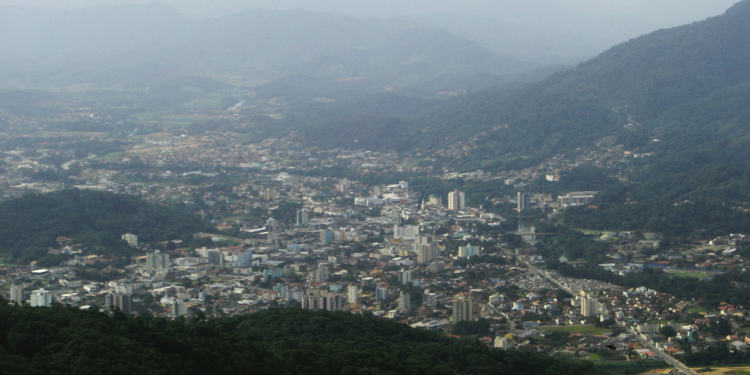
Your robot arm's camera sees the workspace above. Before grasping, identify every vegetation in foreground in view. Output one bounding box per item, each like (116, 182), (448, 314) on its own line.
(0, 301), (606, 375)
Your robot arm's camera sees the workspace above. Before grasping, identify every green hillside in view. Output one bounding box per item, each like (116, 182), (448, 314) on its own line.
(0, 189), (210, 263)
(292, 1), (750, 236)
(0, 303), (605, 375)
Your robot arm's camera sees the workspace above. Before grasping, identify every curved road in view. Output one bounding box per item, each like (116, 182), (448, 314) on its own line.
(507, 249), (697, 375)
(619, 324), (697, 375)
(61, 154), (96, 170)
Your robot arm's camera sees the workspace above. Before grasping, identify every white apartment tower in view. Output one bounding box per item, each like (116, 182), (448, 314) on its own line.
(347, 285), (359, 305)
(398, 292), (411, 313)
(147, 250), (170, 271)
(121, 233), (138, 248)
(581, 292), (600, 317)
(296, 209), (309, 227)
(30, 289), (52, 307)
(452, 294), (472, 322)
(10, 285), (23, 305)
(447, 190), (466, 211)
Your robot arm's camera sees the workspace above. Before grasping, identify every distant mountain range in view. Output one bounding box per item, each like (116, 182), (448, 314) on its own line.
(288, 0), (750, 235)
(0, 4), (534, 89)
(300, 0), (750, 164)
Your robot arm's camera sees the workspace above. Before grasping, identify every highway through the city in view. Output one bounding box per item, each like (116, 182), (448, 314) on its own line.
(508, 250), (697, 375)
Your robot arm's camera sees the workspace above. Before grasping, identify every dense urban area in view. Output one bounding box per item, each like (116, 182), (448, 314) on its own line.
(2, 98), (750, 375)
(4, 1), (750, 374)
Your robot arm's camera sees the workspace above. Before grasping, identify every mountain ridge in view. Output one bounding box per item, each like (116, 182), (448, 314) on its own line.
(0, 5), (533, 88)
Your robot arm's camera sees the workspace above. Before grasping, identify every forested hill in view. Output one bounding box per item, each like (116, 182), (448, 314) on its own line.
(0, 189), (210, 263)
(298, 0), (750, 169)
(0, 303), (605, 375)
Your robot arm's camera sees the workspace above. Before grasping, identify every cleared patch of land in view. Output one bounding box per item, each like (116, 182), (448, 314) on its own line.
(539, 325), (612, 336)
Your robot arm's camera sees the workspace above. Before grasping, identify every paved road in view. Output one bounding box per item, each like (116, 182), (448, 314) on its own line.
(619, 323), (697, 375)
(508, 249), (697, 375)
(507, 250), (576, 295)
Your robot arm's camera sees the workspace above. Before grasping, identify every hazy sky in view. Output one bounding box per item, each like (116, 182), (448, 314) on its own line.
(0, 0), (741, 27)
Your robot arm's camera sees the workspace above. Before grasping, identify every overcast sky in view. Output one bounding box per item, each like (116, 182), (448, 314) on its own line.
(0, 0), (741, 28)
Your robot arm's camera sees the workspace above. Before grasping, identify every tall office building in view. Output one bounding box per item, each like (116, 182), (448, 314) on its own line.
(517, 192), (531, 211)
(121, 233), (138, 248)
(447, 190), (466, 211)
(147, 250), (170, 270)
(9, 285), (23, 305)
(398, 292), (411, 313)
(347, 285), (359, 304)
(30, 289), (52, 307)
(452, 294), (472, 323)
(296, 209), (309, 227)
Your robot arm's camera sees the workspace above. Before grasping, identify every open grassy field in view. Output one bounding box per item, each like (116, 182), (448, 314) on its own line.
(669, 271), (712, 279)
(688, 307), (709, 314)
(539, 325), (612, 336)
(595, 360), (670, 375)
(691, 366), (750, 375)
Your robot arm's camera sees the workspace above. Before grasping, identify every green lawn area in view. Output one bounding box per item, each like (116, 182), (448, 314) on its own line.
(688, 307), (709, 314)
(596, 360), (670, 375)
(540, 325), (612, 336)
(670, 271), (710, 279)
(588, 354), (602, 361)
(95, 152), (124, 161)
(180, 98), (223, 110)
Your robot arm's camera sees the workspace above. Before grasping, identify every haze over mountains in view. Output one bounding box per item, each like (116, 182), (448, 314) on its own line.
(0, 4), (536, 90)
(1, 0), (738, 64)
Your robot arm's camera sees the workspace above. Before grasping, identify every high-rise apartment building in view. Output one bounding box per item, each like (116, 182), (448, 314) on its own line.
(424, 289), (438, 307)
(262, 188), (276, 201)
(173, 300), (189, 317)
(237, 249), (254, 268)
(337, 178), (351, 193)
(398, 292), (411, 313)
(147, 250), (170, 271)
(376, 284), (388, 302)
(347, 285), (359, 304)
(296, 209), (309, 227)
(581, 292), (600, 317)
(452, 294), (472, 323)
(458, 243), (482, 258)
(418, 243), (438, 264)
(393, 224), (419, 240)
(447, 190), (466, 211)
(517, 192), (531, 211)
(10, 285), (23, 305)
(121, 233), (138, 248)
(105, 293), (132, 313)
(30, 289), (52, 307)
